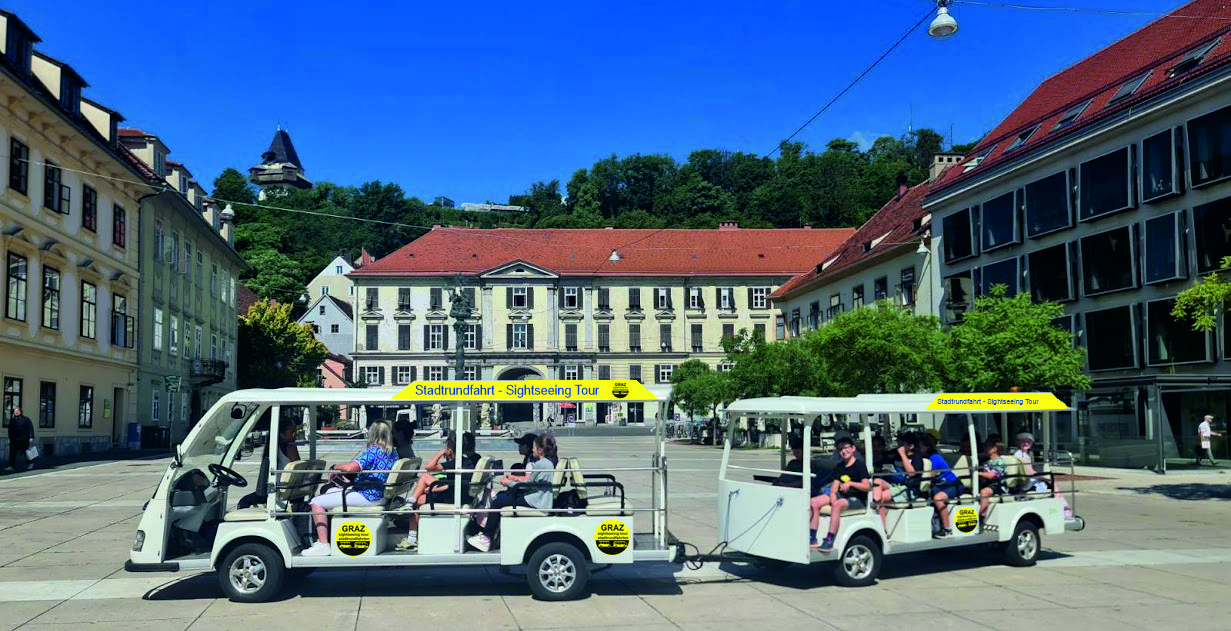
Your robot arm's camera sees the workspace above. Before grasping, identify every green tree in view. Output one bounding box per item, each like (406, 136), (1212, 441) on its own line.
(1171, 256), (1231, 332)
(212, 168), (256, 206)
(237, 300), (328, 388)
(806, 302), (951, 396)
(948, 286), (1090, 392)
(720, 330), (823, 398)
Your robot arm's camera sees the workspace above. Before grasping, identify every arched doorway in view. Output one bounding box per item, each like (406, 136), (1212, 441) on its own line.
(497, 367), (541, 425)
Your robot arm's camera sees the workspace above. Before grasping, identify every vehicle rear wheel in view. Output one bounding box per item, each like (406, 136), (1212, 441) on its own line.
(833, 535), (881, 587)
(527, 542), (589, 601)
(218, 542), (285, 603)
(1003, 520), (1040, 567)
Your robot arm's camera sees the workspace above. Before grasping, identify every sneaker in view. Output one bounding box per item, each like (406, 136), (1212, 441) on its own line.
(468, 533), (491, 552)
(809, 535), (819, 548)
(933, 528), (951, 539)
(301, 541), (331, 557)
(395, 535), (418, 551)
(819, 534), (835, 553)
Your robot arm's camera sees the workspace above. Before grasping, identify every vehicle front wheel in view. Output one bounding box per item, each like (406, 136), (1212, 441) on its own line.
(218, 542), (285, 603)
(1004, 520), (1041, 567)
(527, 542), (589, 601)
(833, 535), (881, 587)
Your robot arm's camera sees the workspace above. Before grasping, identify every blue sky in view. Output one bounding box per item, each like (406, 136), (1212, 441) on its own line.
(13, 1), (1168, 204)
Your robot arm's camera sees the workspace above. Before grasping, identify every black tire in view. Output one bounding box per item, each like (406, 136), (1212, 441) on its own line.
(1003, 520), (1040, 567)
(217, 542), (285, 603)
(833, 535), (882, 587)
(526, 542), (589, 601)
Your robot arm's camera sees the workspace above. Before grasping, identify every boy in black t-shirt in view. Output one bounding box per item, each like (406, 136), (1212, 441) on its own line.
(808, 436), (871, 552)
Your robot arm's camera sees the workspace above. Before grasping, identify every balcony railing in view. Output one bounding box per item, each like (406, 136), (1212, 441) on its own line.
(192, 359), (228, 384)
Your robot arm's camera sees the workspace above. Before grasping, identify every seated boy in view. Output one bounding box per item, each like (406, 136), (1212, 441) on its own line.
(809, 436), (883, 552)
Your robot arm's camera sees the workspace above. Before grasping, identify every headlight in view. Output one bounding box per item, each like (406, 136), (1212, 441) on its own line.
(132, 530), (145, 552)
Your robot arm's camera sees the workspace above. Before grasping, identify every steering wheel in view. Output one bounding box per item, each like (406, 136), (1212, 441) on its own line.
(208, 463), (248, 488)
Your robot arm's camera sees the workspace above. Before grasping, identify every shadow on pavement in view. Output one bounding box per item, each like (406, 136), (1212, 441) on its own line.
(1120, 483), (1231, 501)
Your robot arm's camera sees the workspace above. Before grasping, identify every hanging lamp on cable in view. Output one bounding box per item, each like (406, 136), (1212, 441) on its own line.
(929, 0), (959, 39)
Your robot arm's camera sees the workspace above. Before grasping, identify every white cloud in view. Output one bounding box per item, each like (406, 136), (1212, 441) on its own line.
(848, 131), (887, 151)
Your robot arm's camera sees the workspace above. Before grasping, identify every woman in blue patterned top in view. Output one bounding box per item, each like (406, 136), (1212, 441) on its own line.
(302, 421), (398, 557)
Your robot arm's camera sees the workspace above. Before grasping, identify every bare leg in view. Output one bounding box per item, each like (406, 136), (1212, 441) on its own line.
(979, 487), (993, 517)
(828, 498), (849, 535)
(933, 492), (950, 529)
(809, 495), (832, 531)
(310, 503), (328, 544)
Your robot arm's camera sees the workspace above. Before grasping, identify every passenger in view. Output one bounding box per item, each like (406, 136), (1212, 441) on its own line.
(977, 439), (1007, 520)
(511, 432), (539, 470)
(236, 419), (302, 510)
(467, 433), (559, 552)
(809, 436), (881, 552)
(1014, 432), (1075, 519)
(773, 436), (805, 488)
(871, 435), (892, 471)
(883, 432), (924, 502)
(920, 433), (963, 539)
(398, 431), (481, 551)
(302, 421), (398, 556)
(393, 414), (417, 459)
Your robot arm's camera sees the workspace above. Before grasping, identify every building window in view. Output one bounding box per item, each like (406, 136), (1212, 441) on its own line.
(717, 362), (734, 373)
(981, 258), (1019, 297)
(182, 242), (191, 277)
(426, 366), (445, 381)
(331, 323), (340, 334)
(629, 365), (642, 383)
(809, 301), (821, 328)
(1028, 244), (1073, 302)
(9, 138), (29, 195)
(395, 366), (413, 385)
(3, 377), (22, 424)
(170, 233), (180, 273)
(597, 287), (610, 310)
(1004, 125), (1039, 153)
(211, 264), (219, 297)
(1052, 100), (1091, 132)
(943, 271), (974, 323)
(691, 323), (703, 352)
(398, 324), (411, 350)
(1081, 225), (1136, 296)
(153, 220), (165, 263)
(5, 253), (27, 322)
(873, 277), (888, 301)
(78, 385), (93, 428)
(1194, 197), (1231, 274)
(335, 265), (343, 274)
(1079, 147), (1132, 221)
(1189, 104), (1231, 187)
(1145, 212), (1186, 284)
(319, 305), (326, 315)
(511, 287), (528, 308)
(512, 323), (528, 350)
(463, 366), (478, 380)
(112, 294), (133, 348)
(826, 295), (842, 321)
(721, 323), (735, 342)
(656, 364), (673, 384)
(78, 281), (96, 338)
(169, 314), (179, 355)
(655, 288), (672, 310)
(899, 268), (917, 306)
(152, 392), (160, 425)
(82, 185), (97, 232)
(1141, 129), (1179, 202)
(1146, 298), (1210, 365)
(366, 324), (379, 350)
(40, 266), (60, 330)
(321, 286), (329, 297)
(398, 288), (411, 310)
(790, 309), (801, 337)
(598, 324), (610, 352)
(851, 285), (864, 310)
(981, 191), (1018, 251)
(1109, 71), (1150, 103)
(629, 323), (641, 352)
(153, 309), (164, 351)
(775, 315), (785, 340)
(750, 287), (769, 310)
(196, 252), (203, 286)
(753, 323), (766, 340)
(1085, 305), (1138, 371)
(111, 205), (127, 248)
(563, 365), (580, 380)
(211, 334), (218, 361)
(659, 323), (672, 352)
(365, 366), (381, 384)
(1024, 171), (1072, 237)
(43, 160), (68, 213)
(628, 288), (641, 310)
(428, 324), (445, 350)
(429, 288), (443, 310)
(464, 324), (479, 350)
(38, 381), (55, 428)
(718, 287), (734, 310)
(942, 208), (975, 263)
(688, 287), (703, 310)
(564, 323), (578, 351)
(598, 365), (611, 380)
(563, 287), (579, 309)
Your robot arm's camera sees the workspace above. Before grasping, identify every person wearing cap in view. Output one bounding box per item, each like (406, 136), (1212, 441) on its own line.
(808, 436), (876, 552)
(512, 432), (539, 470)
(1014, 431), (1074, 519)
(920, 432), (963, 538)
(397, 431), (481, 551)
(1197, 415), (1221, 466)
(773, 436), (806, 488)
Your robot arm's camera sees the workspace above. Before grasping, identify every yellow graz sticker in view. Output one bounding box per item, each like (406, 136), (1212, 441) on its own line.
(594, 520), (630, 556)
(954, 507), (979, 534)
(335, 521), (371, 557)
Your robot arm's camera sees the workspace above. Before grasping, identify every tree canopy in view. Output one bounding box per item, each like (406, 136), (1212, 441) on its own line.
(804, 301), (951, 396)
(237, 299), (328, 389)
(1171, 256), (1231, 332)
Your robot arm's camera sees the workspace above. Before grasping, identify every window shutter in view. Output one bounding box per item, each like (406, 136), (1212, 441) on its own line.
(475, 324), (482, 350)
(507, 324), (513, 350)
(423, 325), (430, 350)
(558, 366), (566, 379)
(654, 365), (661, 384)
(378, 367), (385, 385)
(527, 287), (534, 309)
(715, 287), (722, 309)
(442, 327), (449, 350)
(558, 287), (566, 309)
(410, 366), (417, 382)
(747, 287), (754, 309)
(506, 287), (513, 308)
(577, 288), (584, 309)
(527, 324), (534, 350)
(442, 367), (449, 380)
(598, 287), (609, 309)
(666, 289), (673, 309)
(698, 288), (704, 309)
(629, 287), (639, 308)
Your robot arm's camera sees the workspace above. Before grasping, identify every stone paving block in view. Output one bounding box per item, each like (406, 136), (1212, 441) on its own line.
(0, 600), (59, 631)
(1015, 581), (1182, 609)
(885, 585), (1052, 612)
(20, 619), (196, 631)
(772, 585), (943, 616)
(357, 595), (517, 629)
(828, 613), (987, 631)
(25, 598), (211, 624)
(503, 594), (669, 629)
(644, 591), (816, 624)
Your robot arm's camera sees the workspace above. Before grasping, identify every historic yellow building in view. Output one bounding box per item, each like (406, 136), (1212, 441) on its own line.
(348, 224), (852, 424)
(0, 11), (150, 459)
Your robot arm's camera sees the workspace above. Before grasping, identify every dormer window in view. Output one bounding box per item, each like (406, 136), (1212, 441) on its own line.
(5, 24), (33, 76)
(59, 76), (81, 116)
(962, 146), (996, 173)
(1170, 37), (1221, 77)
(178, 174), (188, 195)
(1109, 71), (1150, 104)
(153, 151), (166, 178)
(1004, 125), (1040, 154)
(1052, 100), (1092, 132)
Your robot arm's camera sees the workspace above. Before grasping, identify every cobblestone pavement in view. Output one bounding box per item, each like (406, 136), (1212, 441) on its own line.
(0, 436), (1228, 630)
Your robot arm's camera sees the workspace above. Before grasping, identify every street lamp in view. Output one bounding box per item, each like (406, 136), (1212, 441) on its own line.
(929, 1), (959, 39)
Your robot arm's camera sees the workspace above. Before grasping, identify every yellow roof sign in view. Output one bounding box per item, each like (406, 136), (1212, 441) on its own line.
(926, 392), (1068, 411)
(393, 380), (658, 402)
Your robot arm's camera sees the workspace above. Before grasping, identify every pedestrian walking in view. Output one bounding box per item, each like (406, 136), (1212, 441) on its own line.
(1197, 415), (1221, 467)
(7, 407), (35, 471)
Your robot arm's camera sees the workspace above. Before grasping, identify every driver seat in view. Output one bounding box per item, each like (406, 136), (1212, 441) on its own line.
(223, 459), (326, 522)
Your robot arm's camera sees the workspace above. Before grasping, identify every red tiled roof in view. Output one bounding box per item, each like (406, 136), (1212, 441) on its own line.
(933, 0), (1231, 194)
(350, 226), (854, 277)
(237, 283), (263, 315)
(117, 127), (152, 138)
(772, 184), (930, 300)
(116, 144), (159, 182)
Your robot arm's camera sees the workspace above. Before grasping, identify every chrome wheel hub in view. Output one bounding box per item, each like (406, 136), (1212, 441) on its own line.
(842, 544), (874, 580)
(228, 554), (267, 594)
(538, 553), (577, 593)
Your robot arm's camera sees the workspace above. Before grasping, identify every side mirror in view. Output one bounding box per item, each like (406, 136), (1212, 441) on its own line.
(231, 405), (246, 420)
(173, 443), (184, 468)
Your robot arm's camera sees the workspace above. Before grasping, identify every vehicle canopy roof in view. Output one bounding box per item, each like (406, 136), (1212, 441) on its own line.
(723, 393), (1072, 419)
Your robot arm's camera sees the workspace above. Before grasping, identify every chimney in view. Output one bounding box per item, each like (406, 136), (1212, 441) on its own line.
(718, 221), (739, 231)
(358, 248), (376, 268)
(897, 173), (908, 199)
(929, 152), (964, 181)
